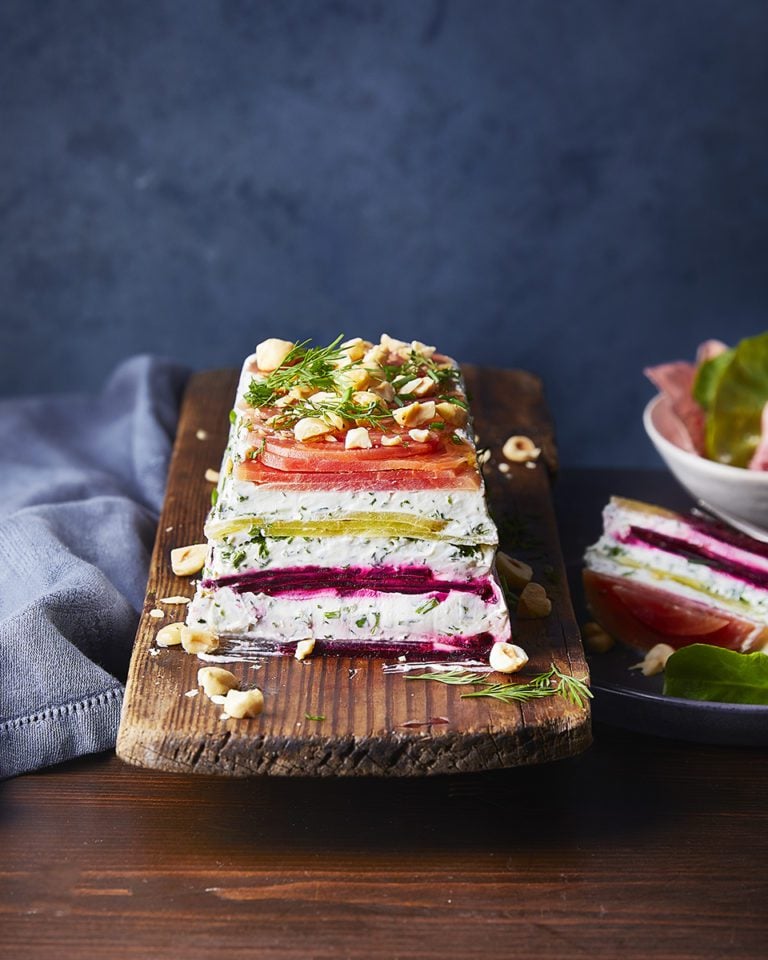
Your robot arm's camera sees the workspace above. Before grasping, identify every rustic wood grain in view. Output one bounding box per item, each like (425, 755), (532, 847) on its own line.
(5, 470), (768, 960)
(116, 366), (590, 776)
(4, 723), (768, 960)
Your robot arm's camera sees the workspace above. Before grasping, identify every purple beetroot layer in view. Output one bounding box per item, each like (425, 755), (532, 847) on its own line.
(202, 565), (497, 602)
(270, 632), (495, 660)
(619, 524), (768, 590)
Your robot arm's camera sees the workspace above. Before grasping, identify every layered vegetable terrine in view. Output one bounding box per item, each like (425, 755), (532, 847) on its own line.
(187, 334), (511, 658)
(584, 496), (768, 653)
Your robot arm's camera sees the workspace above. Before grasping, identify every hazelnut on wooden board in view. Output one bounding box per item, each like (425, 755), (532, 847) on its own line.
(517, 582), (552, 619)
(170, 544), (208, 577)
(495, 552), (533, 592)
(223, 688), (264, 719)
(294, 639), (316, 661)
(502, 435), (541, 463)
(197, 667), (239, 698)
(180, 626), (219, 655)
(489, 642), (529, 674)
(156, 622), (185, 647)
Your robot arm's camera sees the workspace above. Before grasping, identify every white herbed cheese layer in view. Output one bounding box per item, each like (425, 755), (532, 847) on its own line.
(205, 535), (495, 579)
(187, 583), (510, 644)
(209, 476), (495, 542)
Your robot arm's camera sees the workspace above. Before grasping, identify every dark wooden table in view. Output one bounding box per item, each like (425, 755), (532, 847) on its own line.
(3, 470), (767, 960)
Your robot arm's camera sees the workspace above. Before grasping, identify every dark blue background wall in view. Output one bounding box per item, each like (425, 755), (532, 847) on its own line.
(1, 1), (767, 466)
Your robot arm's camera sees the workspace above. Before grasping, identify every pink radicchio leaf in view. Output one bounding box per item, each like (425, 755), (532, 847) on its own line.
(695, 339), (729, 364)
(644, 361), (706, 453)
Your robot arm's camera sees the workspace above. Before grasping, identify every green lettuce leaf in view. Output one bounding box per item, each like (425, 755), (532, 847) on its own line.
(663, 644), (768, 705)
(706, 331), (768, 467)
(692, 349), (733, 412)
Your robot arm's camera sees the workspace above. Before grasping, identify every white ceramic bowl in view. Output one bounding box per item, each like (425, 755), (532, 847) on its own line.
(643, 394), (768, 530)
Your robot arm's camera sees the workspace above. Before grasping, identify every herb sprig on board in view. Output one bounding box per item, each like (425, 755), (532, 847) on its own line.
(406, 663), (592, 708)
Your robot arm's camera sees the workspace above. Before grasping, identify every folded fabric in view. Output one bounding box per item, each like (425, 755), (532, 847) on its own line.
(0, 356), (188, 778)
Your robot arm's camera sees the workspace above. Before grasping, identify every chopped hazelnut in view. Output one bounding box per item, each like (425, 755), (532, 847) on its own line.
(517, 582), (552, 619)
(345, 427), (373, 450)
(635, 643), (676, 677)
(223, 687), (264, 719)
(502, 435), (541, 463)
(197, 666), (239, 698)
(156, 622), (185, 647)
(392, 401), (436, 428)
(495, 552), (533, 592)
(294, 417), (330, 442)
(489, 641), (529, 674)
(170, 543), (208, 577)
(582, 621), (615, 653)
(435, 401), (468, 427)
(180, 626), (219, 655)
(255, 338), (294, 372)
(399, 376), (434, 397)
(295, 638), (316, 661)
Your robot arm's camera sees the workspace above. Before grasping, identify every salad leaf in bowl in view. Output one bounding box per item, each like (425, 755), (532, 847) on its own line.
(644, 332), (768, 529)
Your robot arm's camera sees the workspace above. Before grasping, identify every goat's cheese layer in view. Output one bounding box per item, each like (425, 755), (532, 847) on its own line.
(188, 582), (509, 645)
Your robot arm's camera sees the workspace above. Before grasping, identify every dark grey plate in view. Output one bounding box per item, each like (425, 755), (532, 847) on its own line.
(588, 644), (768, 747)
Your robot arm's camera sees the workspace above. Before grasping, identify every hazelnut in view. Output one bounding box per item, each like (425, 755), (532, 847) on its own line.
(255, 338), (294, 372)
(345, 427), (373, 450)
(197, 667), (239, 698)
(170, 544), (208, 577)
(517, 582), (552, 619)
(294, 417), (330, 442)
(489, 642), (529, 674)
(502, 435), (541, 463)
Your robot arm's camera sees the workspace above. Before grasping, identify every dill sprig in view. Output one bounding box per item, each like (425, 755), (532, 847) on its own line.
(406, 663), (593, 709)
(244, 335), (346, 408)
(268, 388), (394, 431)
(382, 346), (461, 390)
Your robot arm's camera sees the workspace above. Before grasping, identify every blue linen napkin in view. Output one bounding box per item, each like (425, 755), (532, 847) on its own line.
(0, 356), (188, 778)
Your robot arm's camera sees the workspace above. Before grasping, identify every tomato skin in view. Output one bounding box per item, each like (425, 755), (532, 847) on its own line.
(262, 433), (440, 459)
(582, 570), (766, 653)
(260, 447), (472, 474)
(235, 459), (480, 490)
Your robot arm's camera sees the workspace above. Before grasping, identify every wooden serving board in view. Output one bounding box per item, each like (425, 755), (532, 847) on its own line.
(116, 366), (590, 776)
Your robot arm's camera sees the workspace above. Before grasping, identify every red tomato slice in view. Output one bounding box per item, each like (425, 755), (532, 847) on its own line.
(264, 435), (440, 460)
(260, 446), (473, 474)
(609, 582), (729, 636)
(583, 570), (764, 652)
(235, 459), (480, 490)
